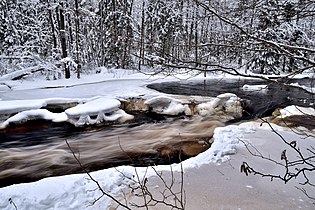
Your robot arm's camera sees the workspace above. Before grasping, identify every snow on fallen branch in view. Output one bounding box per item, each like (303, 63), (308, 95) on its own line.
(0, 64), (60, 81)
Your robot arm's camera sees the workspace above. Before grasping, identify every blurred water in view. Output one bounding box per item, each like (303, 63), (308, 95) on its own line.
(0, 113), (221, 187)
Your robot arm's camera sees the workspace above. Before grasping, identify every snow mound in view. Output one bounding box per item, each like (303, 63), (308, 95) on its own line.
(0, 98), (84, 115)
(181, 123), (256, 167)
(0, 109), (67, 129)
(0, 166), (136, 210)
(278, 105), (315, 118)
(242, 84), (268, 93)
(196, 93), (243, 119)
(65, 98), (121, 117)
(144, 96), (191, 115)
(65, 98), (133, 126)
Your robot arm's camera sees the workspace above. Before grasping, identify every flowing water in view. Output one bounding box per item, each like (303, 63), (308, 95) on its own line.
(0, 78), (314, 187)
(0, 114), (222, 187)
(148, 77), (315, 118)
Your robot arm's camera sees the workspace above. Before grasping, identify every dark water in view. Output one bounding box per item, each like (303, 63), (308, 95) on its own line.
(1, 78), (314, 187)
(148, 78), (315, 118)
(0, 112), (219, 187)
(0, 112), (170, 149)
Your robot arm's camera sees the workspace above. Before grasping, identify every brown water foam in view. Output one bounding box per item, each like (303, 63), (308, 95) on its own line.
(0, 117), (223, 187)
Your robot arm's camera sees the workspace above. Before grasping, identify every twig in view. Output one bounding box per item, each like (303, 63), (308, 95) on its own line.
(65, 139), (131, 210)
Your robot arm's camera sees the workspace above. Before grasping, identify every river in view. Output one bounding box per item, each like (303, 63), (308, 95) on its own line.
(0, 78), (314, 187)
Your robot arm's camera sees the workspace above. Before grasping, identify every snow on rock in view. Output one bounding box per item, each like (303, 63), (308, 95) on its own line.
(0, 97), (134, 128)
(277, 105), (315, 118)
(69, 109), (134, 126)
(65, 97), (133, 126)
(271, 105), (315, 130)
(144, 96), (191, 115)
(0, 109), (67, 129)
(65, 98), (121, 117)
(242, 84), (268, 94)
(196, 93), (243, 119)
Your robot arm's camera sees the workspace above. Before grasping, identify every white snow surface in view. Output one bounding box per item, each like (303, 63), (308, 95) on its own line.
(181, 122), (256, 167)
(196, 93), (242, 118)
(65, 98), (121, 116)
(144, 95), (191, 115)
(0, 98), (87, 115)
(0, 109), (67, 129)
(279, 105), (315, 118)
(242, 84), (268, 93)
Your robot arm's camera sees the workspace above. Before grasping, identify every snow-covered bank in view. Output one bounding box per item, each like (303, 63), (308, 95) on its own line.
(1, 69), (315, 209)
(0, 122), (253, 210)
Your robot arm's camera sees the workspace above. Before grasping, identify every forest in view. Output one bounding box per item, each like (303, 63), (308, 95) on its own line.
(0, 0), (314, 79)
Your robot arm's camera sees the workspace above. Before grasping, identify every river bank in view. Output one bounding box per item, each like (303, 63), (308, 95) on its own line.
(0, 70), (314, 209)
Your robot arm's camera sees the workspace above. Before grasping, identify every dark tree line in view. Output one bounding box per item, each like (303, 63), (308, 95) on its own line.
(0, 0), (314, 78)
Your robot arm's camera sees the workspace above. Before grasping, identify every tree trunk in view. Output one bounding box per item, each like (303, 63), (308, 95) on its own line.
(47, 1), (57, 49)
(59, 2), (70, 79)
(74, 0), (80, 79)
(138, 1), (145, 70)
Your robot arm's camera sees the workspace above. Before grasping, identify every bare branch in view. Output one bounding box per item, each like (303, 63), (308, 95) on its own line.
(65, 139), (131, 210)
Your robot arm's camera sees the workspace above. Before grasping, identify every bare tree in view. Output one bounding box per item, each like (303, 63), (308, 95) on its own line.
(74, 0), (80, 79)
(58, 1), (70, 79)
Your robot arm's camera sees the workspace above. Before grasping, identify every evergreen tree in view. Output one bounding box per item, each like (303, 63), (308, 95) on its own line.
(145, 0), (184, 64)
(98, 0), (134, 68)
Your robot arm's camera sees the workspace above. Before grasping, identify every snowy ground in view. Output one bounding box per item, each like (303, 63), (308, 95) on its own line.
(0, 69), (314, 209)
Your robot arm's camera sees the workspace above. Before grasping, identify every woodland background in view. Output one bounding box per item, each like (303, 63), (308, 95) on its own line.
(0, 0), (314, 79)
